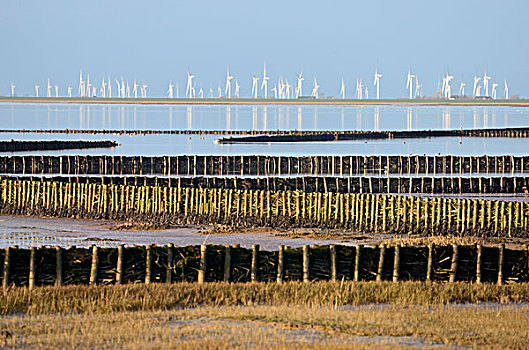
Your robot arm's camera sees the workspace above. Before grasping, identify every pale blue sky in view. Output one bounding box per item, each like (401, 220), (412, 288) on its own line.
(1, 0), (527, 98)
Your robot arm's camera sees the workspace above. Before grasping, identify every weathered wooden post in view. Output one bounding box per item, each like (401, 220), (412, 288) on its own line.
(354, 245), (362, 282)
(393, 245), (400, 282)
(29, 246), (36, 290)
(277, 245), (285, 283)
(223, 245), (232, 282)
(116, 245), (124, 285)
(376, 244), (385, 282)
(145, 244), (153, 284)
(329, 244), (337, 282)
(55, 246), (63, 287)
(302, 245), (310, 283)
(426, 243), (434, 282)
(449, 244), (459, 283)
(166, 243), (173, 284)
(497, 243), (505, 286)
(198, 244), (207, 284)
(476, 244), (482, 284)
(251, 244), (259, 282)
(89, 245), (99, 286)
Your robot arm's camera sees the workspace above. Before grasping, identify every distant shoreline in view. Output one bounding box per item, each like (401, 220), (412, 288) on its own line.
(1, 96), (528, 107)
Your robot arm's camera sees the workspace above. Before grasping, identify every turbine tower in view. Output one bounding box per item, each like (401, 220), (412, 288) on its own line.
(251, 76), (259, 99)
(55, 85), (59, 97)
(483, 72), (491, 96)
(225, 66), (234, 98)
(100, 79), (106, 98)
(10, 83), (14, 97)
(504, 80), (509, 99)
(115, 79), (121, 98)
(47, 79), (52, 98)
(167, 81), (174, 98)
(473, 76), (481, 96)
(311, 77), (320, 98)
(406, 68), (415, 99)
(67, 86), (72, 98)
(340, 78), (345, 99)
(444, 73), (453, 99)
(186, 68), (195, 98)
(459, 82), (466, 97)
(78, 70), (84, 97)
(296, 72), (304, 98)
(261, 62), (269, 98)
(491, 82), (498, 99)
(34, 85), (39, 97)
(107, 77), (112, 98)
(133, 81), (139, 98)
(374, 67), (382, 99)
(235, 79), (240, 98)
(415, 76), (422, 98)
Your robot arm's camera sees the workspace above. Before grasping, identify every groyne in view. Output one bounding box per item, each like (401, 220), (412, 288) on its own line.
(0, 140), (118, 152)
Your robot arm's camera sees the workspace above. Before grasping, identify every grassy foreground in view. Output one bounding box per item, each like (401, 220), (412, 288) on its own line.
(1, 282), (528, 349)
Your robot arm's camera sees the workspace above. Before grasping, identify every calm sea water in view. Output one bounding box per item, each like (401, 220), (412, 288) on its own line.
(1, 103), (529, 156)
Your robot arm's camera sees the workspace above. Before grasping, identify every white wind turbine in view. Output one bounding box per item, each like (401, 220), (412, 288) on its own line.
(491, 82), (498, 99)
(167, 81), (174, 98)
(271, 84), (278, 99)
(225, 66), (234, 98)
(459, 82), (466, 97)
(78, 70), (84, 97)
(483, 72), (491, 96)
(107, 77), (112, 98)
(473, 76), (481, 96)
(504, 80), (509, 99)
(234, 79), (240, 98)
(296, 72), (304, 98)
(365, 86), (369, 99)
(175, 83), (179, 98)
(261, 62), (269, 98)
(34, 85), (39, 97)
(199, 87), (204, 98)
(356, 79), (363, 99)
(86, 74), (91, 97)
(444, 73), (454, 99)
(120, 77), (125, 98)
(10, 83), (14, 97)
(67, 86), (72, 97)
(406, 68), (415, 99)
(126, 81), (130, 98)
(340, 78), (345, 99)
(141, 84), (147, 98)
(311, 77), (320, 98)
(55, 85), (59, 97)
(92, 86), (96, 97)
(100, 79), (106, 98)
(115, 79), (121, 98)
(285, 79), (292, 99)
(217, 85), (222, 98)
(373, 67), (382, 99)
(186, 68), (195, 98)
(415, 76), (422, 98)
(47, 78), (52, 97)
(251, 76), (259, 98)
(133, 81), (138, 98)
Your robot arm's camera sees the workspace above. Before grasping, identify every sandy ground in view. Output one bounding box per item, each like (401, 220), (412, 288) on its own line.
(0, 215), (364, 250)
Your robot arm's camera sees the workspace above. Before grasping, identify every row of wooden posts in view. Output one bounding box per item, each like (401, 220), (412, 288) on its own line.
(1, 154), (528, 177)
(11, 174), (529, 195)
(1, 178), (528, 236)
(2, 243), (525, 289)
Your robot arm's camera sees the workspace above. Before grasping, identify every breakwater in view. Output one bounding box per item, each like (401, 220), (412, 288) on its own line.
(2, 155), (528, 176)
(0, 140), (118, 152)
(1, 178), (528, 236)
(1, 243), (527, 288)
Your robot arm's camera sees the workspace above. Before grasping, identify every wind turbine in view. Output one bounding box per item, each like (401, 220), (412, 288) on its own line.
(115, 79), (121, 98)
(126, 81), (130, 98)
(167, 81), (174, 98)
(444, 73), (453, 99)
(251, 76), (259, 98)
(225, 66), (234, 98)
(261, 62), (269, 98)
(234, 79), (240, 98)
(217, 84), (222, 98)
(356, 79), (363, 99)
(406, 68), (415, 99)
(415, 76), (422, 98)
(10, 83), (14, 97)
(175, 83), (179, 98)
(141, 84), (147, 98)
(459, 82), (466, 97)
(92, 86), (96, 97)
(100, 79), (106, 98)
(504, 80), (509, 99)
(296, 72), (304, 98)
(86, 74), (91, 97)
(492, 82), (498, 99)
(133, 81), (138, 98)
(78, 70), (84, 97)
(47, 79), (52, 98)
(340, 78), (345, 99)
(271, 84), (278, 99)
(55, 86), (59, 97)
(483, 72), (491, 96)
(120, 77), (125, 98)
(285, 79), (292, 99)
(107, 77), (112, 98)
(374, 67), (382, 99)
(34, 85), (39, 97)
(199, 87), (204, 98)
(311, 77), (319, 98)
(67, 86), (72, 97)
(186, 68), (195, 98)
(473, 76), (481, 96)
(364, 86), (369, 99)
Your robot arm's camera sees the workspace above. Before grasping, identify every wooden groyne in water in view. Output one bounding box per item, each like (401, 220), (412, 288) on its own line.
(0, 140), (118, 152)
(1, 178), (528, 236)
(1, 243), (528, 288)
(5, 174), (529, 195)
(2, 155), (529, 176)
(3, 126), (529, 138)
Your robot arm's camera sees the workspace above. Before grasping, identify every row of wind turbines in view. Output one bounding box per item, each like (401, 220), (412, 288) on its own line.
(6, 64), (511, 100)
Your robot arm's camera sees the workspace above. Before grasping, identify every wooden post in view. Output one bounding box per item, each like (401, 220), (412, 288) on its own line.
(116, 245), (124, 285)
(393, 245), (400, 282)
(29, 246), (36, 290)
(223, 245), (232, 282)
(198, 245), (207, 284)
(426, 244), (434, 282)
(476, 244), (482, 284)
(277, 245), (285, 283)
(2, 247), (10, 290)
(145, 244), (152, 284)
(55, 247), (62, 287)
(376, 244), (385, 282)
(497, 243), (505, 286)
(251, 244), (259, 282)
(89, 245), (98, 286)
(449, 244), (459, 283)
(329, 245), (337, 282)
(302, 245), (310, 283)
(165, 243), (173, 283)
(354, 245), (362, 282)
